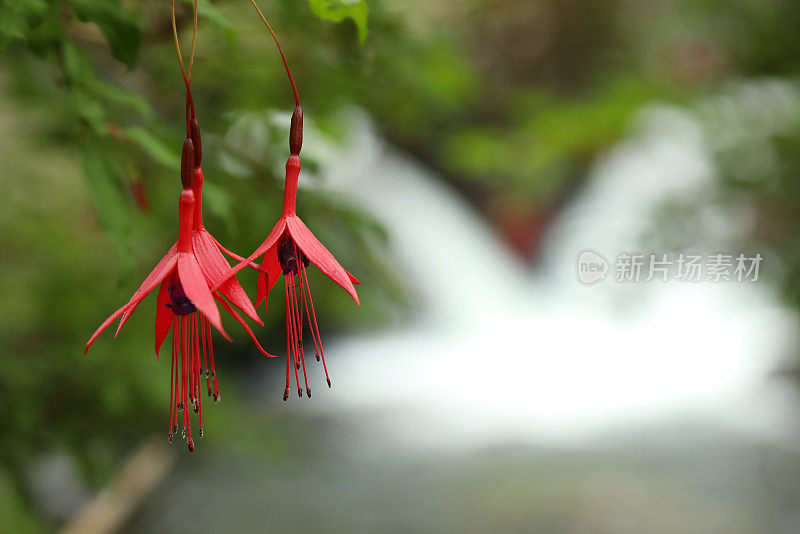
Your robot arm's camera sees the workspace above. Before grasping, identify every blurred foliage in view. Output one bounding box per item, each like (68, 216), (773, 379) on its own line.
(2, 0), (800, 530)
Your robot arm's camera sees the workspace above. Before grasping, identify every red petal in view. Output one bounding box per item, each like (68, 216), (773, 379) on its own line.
(256, 245), (282, 310)
(154, 280), (173, 359)
(193, 229), (262, 325)
(286, 216), (360, 306)
(346, 269), (361, 285)
(221, 218), (288, 285)
(114, 246), (178, 338)
(177, 253), (227, 339)
(212, 235), (269, 273)
(256, 270), (267, 310)
(85, 300), (134, 355)
(213, 293), (276, 357)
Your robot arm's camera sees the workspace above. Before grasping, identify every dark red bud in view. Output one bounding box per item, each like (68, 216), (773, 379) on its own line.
(290, 105), (303, 155)
(190, 118), (202, 167)
(181, 138), (195, 189)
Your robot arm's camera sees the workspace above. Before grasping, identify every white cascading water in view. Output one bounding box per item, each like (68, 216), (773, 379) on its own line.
(280, 81), (800, 451)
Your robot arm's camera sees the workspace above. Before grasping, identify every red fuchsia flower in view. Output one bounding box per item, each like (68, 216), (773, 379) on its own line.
(85, 139), (272, 451)
(230, 2), (361, 400)
(84, 141), (215, 451)
(84, 3), (273, 452)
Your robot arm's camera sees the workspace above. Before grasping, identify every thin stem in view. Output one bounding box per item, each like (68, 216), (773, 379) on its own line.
(248, 0), (301, 107)
(171, 0), (198, 134)
(190, 0), (198, 82)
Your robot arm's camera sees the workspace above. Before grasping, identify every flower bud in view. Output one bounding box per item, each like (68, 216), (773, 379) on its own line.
(190, 118), (202, 167)
(181, 138), (195, 189)
(290, 105), (303, 155)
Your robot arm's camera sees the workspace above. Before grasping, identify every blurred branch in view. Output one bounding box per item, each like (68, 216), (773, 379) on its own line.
(60, 439), (174, 534)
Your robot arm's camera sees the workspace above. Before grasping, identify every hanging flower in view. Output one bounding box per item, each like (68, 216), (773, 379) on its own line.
(85, 139), (273, 452)
(228, 105), (361, 401)
(232, 1), (362, 400)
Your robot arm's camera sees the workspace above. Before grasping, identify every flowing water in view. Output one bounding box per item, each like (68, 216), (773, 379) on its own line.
(305, 97), (800, 451)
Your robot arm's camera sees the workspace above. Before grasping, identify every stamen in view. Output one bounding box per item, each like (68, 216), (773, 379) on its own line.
(287, 277), (302, 397)
(300, 260), (330, 387)
(172, 320), (180, 436)
(200, 317), (211, 397)
(290, 275), (310, 397)
(181, 316), (190, 438)
(193, 314), (201, 418)
(195, 321), (203, 433)
(292, 244), (311, 398)
(205, 316), (220, 401)
(189, 315), (196, 411)
(169, 317), (177, 441)
(283, 277), (295, 400)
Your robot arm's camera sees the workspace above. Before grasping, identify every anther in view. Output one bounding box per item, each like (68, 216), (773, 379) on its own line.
(182, 427), (187, 439)
(199, 427), (204, 438)
(187, 437), (195, 453)
(327, 379), (331, 388)
(306, 388), (312, 398)
(283, 387), (290, 401)
(297, 388), (302, 398)
(213, 393), (220, 403)
(168, 433), (173, 444)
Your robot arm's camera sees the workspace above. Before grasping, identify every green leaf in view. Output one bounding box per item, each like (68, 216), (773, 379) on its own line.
(0, 0), (48, 52)
(70, 0), (141, 68)
(82, 144), (131, 252)
(202, 181), (236, 234)
(69, 90), (106, 135)
(307, 0), (369, 44)
(181, 0), (235, 39)
(124, 127), (178, 170)
(87, 79), (154, 121)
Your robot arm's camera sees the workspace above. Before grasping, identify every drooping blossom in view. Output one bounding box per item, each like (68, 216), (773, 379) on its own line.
(232, 1), (361, 400)
(85, 139), (272, 451)
(229, 111), (360, 400)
